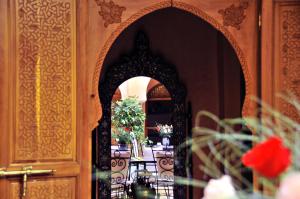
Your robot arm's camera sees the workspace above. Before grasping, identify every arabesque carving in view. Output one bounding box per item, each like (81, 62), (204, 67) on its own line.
(278, 5), (300, 122)
(12, 179), (74, 199)
(218, 1), (249, 30)
(95, 0), (126, 27)
(16, 0), (75, 161)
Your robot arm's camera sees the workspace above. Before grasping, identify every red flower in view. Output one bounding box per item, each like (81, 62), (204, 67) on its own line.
(155, 126), (161, 132)
(124, 127), (131, 132)
(242, 136), (291, 178)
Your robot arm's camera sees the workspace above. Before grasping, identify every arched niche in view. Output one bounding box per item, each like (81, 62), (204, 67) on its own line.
(93, 32), (187, 198)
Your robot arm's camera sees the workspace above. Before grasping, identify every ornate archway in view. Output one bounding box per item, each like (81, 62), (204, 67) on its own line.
(92, 2), (255, 198)
(92, 2), (254, 128)
(94, 32), (187, 198)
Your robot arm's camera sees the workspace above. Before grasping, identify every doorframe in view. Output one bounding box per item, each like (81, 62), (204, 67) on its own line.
(93, 31), (187, 198)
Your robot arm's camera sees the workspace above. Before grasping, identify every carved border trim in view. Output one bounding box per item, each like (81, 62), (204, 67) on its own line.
(92, 1), (253, 128)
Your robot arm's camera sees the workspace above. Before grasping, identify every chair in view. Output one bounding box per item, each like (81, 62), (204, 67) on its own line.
(111, 150), (131, 198)
(156, 150), (174, 181)
(150, 147), (174, 198)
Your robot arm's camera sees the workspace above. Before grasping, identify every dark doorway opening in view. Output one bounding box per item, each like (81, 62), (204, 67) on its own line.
(92, 32), (188, 198)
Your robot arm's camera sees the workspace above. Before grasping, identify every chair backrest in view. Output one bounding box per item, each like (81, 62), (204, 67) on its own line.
(152, 149), (174, 181)
(111, 150), (131, 184)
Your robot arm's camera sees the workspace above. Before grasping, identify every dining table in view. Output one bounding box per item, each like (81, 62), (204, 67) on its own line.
(128, 156), (157, 180)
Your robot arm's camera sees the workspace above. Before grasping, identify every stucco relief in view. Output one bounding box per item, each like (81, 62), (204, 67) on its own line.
(218, 1), (249, 30)
(92, 1), (254, 131)
(95, 0), (126, 27)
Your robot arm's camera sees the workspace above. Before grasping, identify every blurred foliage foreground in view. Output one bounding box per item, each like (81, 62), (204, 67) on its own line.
(180, 94), (300, 199)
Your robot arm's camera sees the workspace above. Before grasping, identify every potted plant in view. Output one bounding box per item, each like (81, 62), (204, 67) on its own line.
(112, 128), (132, 149)
(112, 97), (146, 149)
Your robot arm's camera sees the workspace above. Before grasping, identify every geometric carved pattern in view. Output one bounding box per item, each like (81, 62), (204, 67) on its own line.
(278, 4), (300, 122)
(218, 1), (249, 30)
(11, 178), (75, 199)
(147, 84), (170, 99)
(16, 0), (75, 161)
(95, 0), (126, 27)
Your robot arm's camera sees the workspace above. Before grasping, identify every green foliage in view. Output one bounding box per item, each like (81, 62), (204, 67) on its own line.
(112, 97), (146, 143)
(111, 128), (132, 144)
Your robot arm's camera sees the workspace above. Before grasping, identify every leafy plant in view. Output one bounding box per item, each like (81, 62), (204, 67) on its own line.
(111, 128), (132, 144)
(112, 97), (146, 144)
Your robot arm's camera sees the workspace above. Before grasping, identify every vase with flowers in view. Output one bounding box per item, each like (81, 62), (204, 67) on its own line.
(156, 124), (173, 149)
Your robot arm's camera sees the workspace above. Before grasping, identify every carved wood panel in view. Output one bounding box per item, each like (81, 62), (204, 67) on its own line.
(1, 0), (82, 198)
(274, 2), (300, 122)
(10, 178), (75, 199)
(15, 0), (76, 161)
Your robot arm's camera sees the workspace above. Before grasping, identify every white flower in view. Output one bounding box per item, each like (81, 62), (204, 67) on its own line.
(157, 124), (173, 135)
(276, 172), (300, 199)
(202, 175), (238, 199)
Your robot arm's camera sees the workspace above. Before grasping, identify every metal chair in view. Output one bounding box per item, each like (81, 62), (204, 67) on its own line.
(150, 147), (174, 198)
(111, 149), (131, 198)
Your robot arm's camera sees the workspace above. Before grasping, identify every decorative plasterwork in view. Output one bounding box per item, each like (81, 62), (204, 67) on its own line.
(218, 1), (249, 30)
(91, 1), (171, 129)
(95, 0), (126, 27)
(92, 1), (253, 130)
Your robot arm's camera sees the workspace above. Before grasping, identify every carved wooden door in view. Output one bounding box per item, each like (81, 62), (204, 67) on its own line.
(0, 0), (88, 199)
